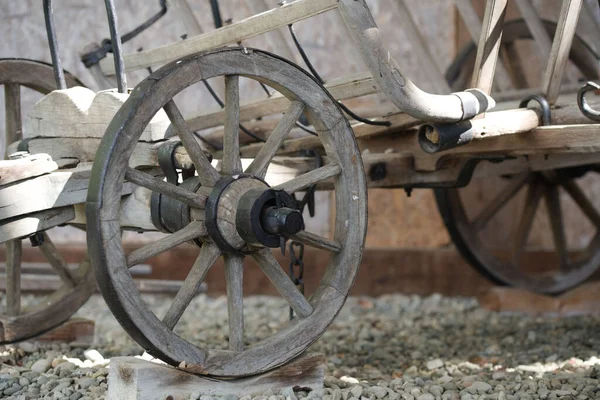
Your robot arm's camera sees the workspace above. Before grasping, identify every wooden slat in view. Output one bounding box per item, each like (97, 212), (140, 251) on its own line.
(163, 100), (219, 186)
(513, 180), (543, 263)
(252, 249), (313, 318)
(561, 180), (600, 227)
(274, 163), (341, 194)
(471, 0), (508, 95)
(5, 240), (22, 316)
(0, 206), (75, 244)
(541, 0), (584, 105)
(222, 75), (242, 175)
(224, 254), (244, 352)
(100, 0), (339, 73)
(245, 101), (305, 179)
(187, 72), (377, 133)
(162, 243), (220, 330)
(291, 231), (341, 253)
(544, 183), (569, 270)
(125, 167), (207, 209)
(471, 173), (529, 231)
(453, 0), (512, 90)
(39, 232), (77, 287)
(126, 221), (207, 267)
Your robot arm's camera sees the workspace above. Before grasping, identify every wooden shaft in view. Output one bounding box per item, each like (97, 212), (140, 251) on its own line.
(542, 0), (583, 105)
(100, 0), (338, 74)
(4, 84), (22, 157)
(471, 0), (508, 95)
(5, 240), (22, 316)
(452, 0), (512, 90)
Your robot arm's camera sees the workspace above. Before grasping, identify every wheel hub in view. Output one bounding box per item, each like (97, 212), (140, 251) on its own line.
(204, 175), (304, 253)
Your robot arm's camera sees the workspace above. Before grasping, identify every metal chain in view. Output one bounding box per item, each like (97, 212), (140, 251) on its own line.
(288, 241), (305, 320)
(288, 151), (321, 320)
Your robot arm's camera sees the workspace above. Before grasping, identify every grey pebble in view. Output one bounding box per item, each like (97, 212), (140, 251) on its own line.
(30, 359), (51, 373)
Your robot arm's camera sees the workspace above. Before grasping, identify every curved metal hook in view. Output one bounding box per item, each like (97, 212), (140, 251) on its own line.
(519, 95), (551, 126)
(577, 81), (600, 121)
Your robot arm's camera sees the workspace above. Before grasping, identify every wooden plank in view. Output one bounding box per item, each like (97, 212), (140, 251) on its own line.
(100, 0), (339, 74)
(0, 206), (75, 244)
(471, 0), (508, 95)
(107, 353), (324, 399)
(541, 0), (584, 105)
(274, 163), (341, 193)
(27, 87), (171, 142)
(0, 164), (135, 221)
(22, 137), (193, 169)
(0, 153), (58, 186)
(187, 72), (378, 133)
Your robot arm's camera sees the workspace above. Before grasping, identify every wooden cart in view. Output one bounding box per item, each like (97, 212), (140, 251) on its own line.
(2, 0), (600, 377)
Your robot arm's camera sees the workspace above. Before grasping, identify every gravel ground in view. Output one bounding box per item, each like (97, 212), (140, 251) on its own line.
(1, 293), (599, 399)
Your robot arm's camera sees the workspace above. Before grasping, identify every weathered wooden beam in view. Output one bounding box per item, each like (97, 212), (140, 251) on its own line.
(471, 0), (508, 95)
(100, 0), (338, 74)
(541, 0), (584, 105)
(107, 353), (324, 399)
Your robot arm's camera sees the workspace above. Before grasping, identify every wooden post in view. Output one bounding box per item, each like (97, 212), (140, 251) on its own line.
(454, 0), (512, 91)
(542, 0), (584, 105)
(471, 0), (508, 95)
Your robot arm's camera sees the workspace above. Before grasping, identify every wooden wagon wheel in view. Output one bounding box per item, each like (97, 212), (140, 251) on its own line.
(436, 20), (600, 294)
(86, 48), (367, 377)
(0, 58), (95, 344)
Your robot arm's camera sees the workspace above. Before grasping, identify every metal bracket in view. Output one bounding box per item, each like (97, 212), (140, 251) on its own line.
(577, 81), (600, 121)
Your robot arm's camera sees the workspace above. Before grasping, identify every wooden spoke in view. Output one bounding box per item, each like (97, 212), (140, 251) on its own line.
(126, 221), (206, 267)
(222, 75), (242, 175)
(245, 101), (305, 179)
(4, 83), (22, 155)
(162, 243), (220, 330)
(291, 230), (341, 253)
(5, 240), (22, 316)
(252, 249), (313, 318)
(544, 184), (569, 270)
(163, 100), (219, 186)
(39, 232), (77, 287)
(561, 179), (600, 227)
(224, 254), (244, 351)
(125, 167), (207, 209)
(513, 180), (544, 264)
(274, 163), (341, 194)
(471, 173), (529, 231)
